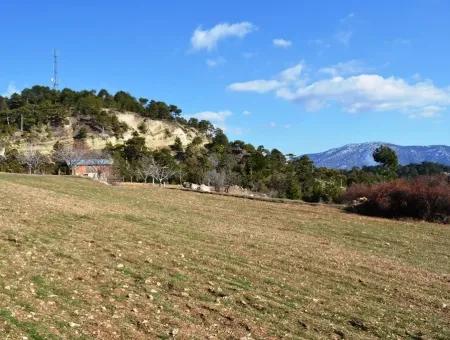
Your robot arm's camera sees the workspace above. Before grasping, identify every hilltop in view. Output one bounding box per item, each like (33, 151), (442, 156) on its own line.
(308, 142), (450, 169)
(0, 85), (210, 155)
(0, 173), (449, 338)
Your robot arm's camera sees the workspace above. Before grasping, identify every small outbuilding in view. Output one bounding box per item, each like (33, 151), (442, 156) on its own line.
(73, 158), (113, 181)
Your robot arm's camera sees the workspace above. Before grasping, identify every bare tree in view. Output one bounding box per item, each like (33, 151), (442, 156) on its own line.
(206, 169), (226, 190)
(152, 163), (176, 186)
(135, 155), (176, 186)
(18, 144), (45, 174)
(52, 143), (87, 175)
(136, 155), (158, 183)
(205, 154), (226, 190)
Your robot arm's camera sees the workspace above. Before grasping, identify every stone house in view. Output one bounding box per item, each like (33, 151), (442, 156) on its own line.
(73, 159), (113, 181)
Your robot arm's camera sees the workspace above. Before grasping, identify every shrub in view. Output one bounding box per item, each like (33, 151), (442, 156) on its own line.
(137, 121), (148, 134)
(74, 127), (88, 140)
(343, 175), (450, 223)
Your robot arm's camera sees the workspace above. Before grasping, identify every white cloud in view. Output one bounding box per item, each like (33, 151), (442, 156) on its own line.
(319, 60), (368, 77)
(191, 22), (256, 51)
(310, 13), (355, 53)
(206, 57), (226, 68)
(279, 63), (304, 82)
(281, 75), (450, 114)
(273, 38), (292, 48)
(335, 13), (355, 46)
(269, 121), (277, 128)
(228, 79), (283, 93)
(2, 82), (18, 97)
(227, 63), (450, 117)
(410, 105), (443, 118)
(228, 62), (304, 93)
(191, 110), (232, 129)
(242, 110), (251, 115)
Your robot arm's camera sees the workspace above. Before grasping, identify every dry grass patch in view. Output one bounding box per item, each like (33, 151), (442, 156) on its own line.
(0, 173), (449, 339)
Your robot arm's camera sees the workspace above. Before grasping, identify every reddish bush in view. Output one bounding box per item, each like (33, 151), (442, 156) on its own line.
(343, 175), (450, 223)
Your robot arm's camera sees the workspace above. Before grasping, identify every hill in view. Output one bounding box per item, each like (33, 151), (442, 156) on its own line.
(1, 110), (202, 156)
(0, 173), (448, 338)
(307, 142), (450, 169)
(0, 85), (210, 156)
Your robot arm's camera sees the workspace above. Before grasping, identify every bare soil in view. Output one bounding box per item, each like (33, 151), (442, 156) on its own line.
(0, 173), (449, 339)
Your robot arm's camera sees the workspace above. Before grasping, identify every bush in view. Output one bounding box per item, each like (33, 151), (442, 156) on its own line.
(74, 127), (88, 140)
(137, 121), (148, 134)
(343, 175), (450, 223)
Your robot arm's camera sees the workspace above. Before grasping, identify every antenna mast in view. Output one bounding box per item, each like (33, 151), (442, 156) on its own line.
(52, 49), (59, 90)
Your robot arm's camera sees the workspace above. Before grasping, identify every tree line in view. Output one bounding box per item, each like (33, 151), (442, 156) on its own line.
(2, 128), (448, 203)
(0, 85), (214, 138)
(1, 86), (449, 202)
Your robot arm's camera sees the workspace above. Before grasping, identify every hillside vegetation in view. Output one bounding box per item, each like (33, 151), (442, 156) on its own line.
(2, 86), (450, 206)
(0, 173), (449, 339)
(0, 86), (208, 155)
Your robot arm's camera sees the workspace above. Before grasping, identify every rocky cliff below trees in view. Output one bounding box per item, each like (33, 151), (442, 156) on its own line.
(0, 110), (206, 156)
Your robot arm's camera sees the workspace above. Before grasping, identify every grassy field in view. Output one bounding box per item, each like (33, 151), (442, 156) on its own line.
(0, 173), (449, 339)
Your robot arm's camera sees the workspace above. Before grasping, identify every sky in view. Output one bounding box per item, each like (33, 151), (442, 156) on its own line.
(1, 0), (450, 154)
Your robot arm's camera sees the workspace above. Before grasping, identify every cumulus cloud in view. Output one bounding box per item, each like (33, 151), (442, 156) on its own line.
(409, 105), (444, 118)
(273, 38), (292, 48)
(242, 110), (251, 115)
(191, 22), (256, 51)
(191, 110), (232, 129)
(2, 82), (19, 97)
(279, 63), (304, 82)
(227, 62), (304, 93)
(280, 75), (450, 114)
(228, 63), (450, 117)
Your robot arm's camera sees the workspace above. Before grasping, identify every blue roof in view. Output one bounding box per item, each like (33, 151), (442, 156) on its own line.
(77, 159), (113, 166)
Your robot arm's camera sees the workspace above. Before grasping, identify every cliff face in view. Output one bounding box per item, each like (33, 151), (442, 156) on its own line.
(2, 111), (205, 154)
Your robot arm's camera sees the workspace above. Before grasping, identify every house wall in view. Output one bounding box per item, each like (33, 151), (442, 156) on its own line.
(73, 165), (113, 180)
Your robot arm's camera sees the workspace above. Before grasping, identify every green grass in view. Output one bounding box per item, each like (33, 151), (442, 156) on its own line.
(0, 172), (449, 339)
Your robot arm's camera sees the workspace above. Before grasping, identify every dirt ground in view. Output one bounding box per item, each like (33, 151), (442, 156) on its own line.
(0, 173), (449, 339)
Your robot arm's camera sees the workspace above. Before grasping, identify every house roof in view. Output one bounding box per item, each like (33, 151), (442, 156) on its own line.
(77, 159), (113, 166)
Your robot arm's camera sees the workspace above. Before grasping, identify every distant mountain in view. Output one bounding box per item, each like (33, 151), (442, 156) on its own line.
(307, 142), (450, 169)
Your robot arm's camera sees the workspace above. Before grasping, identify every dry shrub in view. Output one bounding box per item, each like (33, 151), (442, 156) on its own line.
(343, 175), (450, 223)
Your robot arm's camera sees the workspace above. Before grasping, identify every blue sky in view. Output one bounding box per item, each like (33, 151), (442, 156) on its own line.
(1, 0), (449, 154)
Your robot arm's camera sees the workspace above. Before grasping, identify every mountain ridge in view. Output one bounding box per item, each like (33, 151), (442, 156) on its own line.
(306, 142), (450, 169)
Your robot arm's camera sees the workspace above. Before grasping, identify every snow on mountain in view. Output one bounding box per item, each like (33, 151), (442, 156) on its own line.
(306, 142), (450, 169)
